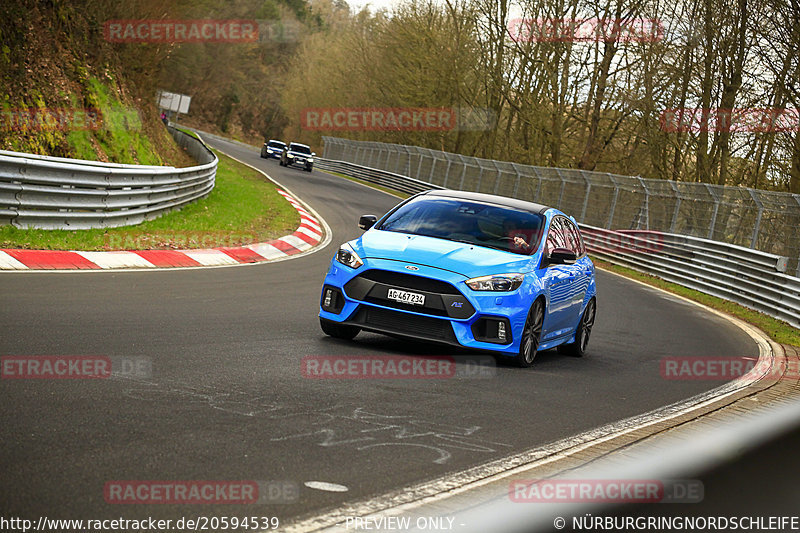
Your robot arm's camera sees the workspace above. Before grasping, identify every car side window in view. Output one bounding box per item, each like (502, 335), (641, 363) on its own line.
(544, 217), (567, 257)
(574, 222), (586, 255)
(563, 219), (585, 256)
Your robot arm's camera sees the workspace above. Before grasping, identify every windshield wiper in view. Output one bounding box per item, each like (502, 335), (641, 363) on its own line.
(442, 237), (512, 252)
(444, 237), (476, 245)
(381, 232), (522, 253)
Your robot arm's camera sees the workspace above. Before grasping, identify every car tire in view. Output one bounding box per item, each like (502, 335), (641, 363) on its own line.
(320, 318), (360, 340)
(516, 298), (544, 367)
(558, 298), (596, 357)
(305, 165), (313, 172)
(260, 149), (266, 158)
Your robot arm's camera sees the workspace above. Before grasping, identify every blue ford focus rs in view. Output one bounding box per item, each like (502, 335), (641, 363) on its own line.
(318, 190), (597, 367)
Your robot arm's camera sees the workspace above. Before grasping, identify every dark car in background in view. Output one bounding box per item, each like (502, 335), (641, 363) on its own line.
(261, 139), (287, 159)
(280, 142), (315, 172)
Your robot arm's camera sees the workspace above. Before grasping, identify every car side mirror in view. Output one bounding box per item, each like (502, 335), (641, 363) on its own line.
(548, 247), (577, 266)
(359, 215), (378, 231)
(312, 152), (316, 156)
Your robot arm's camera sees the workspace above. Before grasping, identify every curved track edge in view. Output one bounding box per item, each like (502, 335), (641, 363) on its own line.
(0, 134), (332, 272)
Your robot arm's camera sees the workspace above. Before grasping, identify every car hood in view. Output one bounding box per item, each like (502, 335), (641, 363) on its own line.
(356, 230), (535, 278)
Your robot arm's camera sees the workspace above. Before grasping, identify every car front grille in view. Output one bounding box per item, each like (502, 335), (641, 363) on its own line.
(351, 306), (458, 344)
(344, 269), (474, 319)
(358, 269), (461, 294)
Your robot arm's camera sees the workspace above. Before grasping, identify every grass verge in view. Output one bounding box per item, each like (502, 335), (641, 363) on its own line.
(175, 127), (199, 140)
(0, 149), (299, 251)
(593, 258), (800, 346)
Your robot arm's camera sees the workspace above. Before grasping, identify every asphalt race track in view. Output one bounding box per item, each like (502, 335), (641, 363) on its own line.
(0, 135), (758, 527)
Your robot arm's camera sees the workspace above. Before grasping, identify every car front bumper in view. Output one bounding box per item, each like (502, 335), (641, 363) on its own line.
(286, 155), (313, 167)
(318, 258), (533, 355)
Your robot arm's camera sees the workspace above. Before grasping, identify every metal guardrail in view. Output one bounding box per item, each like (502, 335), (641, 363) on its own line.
(322, 136), (800, 277)
(318, 154), (800, 330)
(317, 159), (441, 195)
(581, 227), (800, 328)
(0, 126), (217, 229)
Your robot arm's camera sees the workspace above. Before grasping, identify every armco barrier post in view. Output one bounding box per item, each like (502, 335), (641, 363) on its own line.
(511, 163), (522, 198)
(491, 160), (502, 195)
(458, 155), (468, 190)
(749, 189), (763, 249)
(607, 175), (619, 229)
(705, 183), (720, 240)
(580, 173), (592, 223)
(402, 145), (411, 176)
(637, 176), (650, 230)
(555, 169), (567, 210)
(669, 181), (681, 234)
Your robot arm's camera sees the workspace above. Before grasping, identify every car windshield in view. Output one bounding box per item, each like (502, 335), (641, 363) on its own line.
(290, 144), (311, 154)
(377, 196), (545, 255)
(268, 141), (285, 149)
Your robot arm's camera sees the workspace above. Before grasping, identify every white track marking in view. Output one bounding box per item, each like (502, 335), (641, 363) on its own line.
(182, 249), (241, 266)
(280, 234), (313, 251)
(304, 482), (350, 493)
(297, 226), (323, 240)
(76, 251), (155, 269)
(0, 251), (28, 270)
(247, 243), (288, 261)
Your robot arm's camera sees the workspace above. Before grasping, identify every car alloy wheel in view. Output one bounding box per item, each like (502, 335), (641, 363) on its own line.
(558, 298), (596, 357)
(517, 298), (544, 367)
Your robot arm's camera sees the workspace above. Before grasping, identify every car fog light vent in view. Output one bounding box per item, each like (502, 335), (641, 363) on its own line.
(497, 321), (506, 342)
(324, 289), (334, 308)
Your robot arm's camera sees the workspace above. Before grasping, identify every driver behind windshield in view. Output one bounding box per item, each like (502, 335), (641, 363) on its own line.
(503, 218), (532, 252)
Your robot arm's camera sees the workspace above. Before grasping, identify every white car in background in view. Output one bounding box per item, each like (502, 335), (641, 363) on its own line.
(280, 142), (315, 172)
(261, 139), (287, 159)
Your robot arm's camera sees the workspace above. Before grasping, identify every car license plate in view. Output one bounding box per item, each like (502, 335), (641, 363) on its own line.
(387, 288), (425, 306)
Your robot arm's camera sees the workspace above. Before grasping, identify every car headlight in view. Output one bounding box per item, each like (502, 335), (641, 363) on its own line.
(308, 157), (314, 163)
(336, 242), (363, 269)
(287, 153), (294, 158)
(465, 273), (524, 291)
